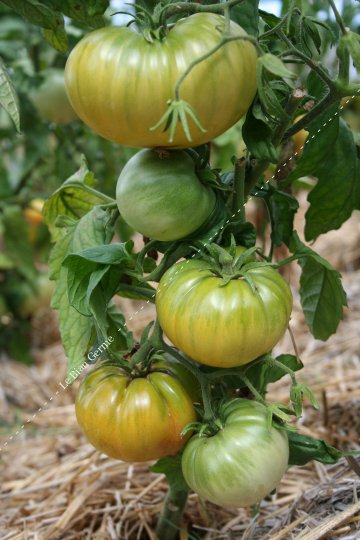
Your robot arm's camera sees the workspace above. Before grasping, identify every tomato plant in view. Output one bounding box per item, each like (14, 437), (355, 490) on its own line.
(156, 249), (293, 367)
(2, 0), (360, 538)
(75, 358), (197, 462)
(64, 13), (257, 148)
(29, 69), (77, 125)
(116, 149), (216, 241)
(182, 399), (289, 508)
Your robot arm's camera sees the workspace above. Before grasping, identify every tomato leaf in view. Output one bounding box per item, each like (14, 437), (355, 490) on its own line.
(305, 120), (360, 241)
(1, 0), (68, 52)
(50, 206), (110, 377)
(230, 0), (259, 37)
(220, 220), (257, 248)
(43, 159), (114, 240)
(46, 0), (109, 28)
(242, 109), (278, 163)
(255, 185), (299, 246)
(288, 232), (347, 340)
(288, 432), (343, 466)
(0, 57), (20, 131)
(286, 104), (340, 182)
(150, 455), (188, 494)
(246, 354), (302, 397)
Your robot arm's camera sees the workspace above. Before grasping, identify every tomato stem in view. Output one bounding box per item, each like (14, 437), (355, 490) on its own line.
(155, 484), (189, 540)
(232, 158), (246, 221)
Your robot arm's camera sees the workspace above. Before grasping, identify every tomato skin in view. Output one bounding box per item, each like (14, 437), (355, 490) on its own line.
(182, 399), (289, 508)
(64, 13), (257, 148)
(30, 69), (77, 125)
(116, 149), (216, 241)
(156, 259), (292, 367)
(75, 363), (196, 462)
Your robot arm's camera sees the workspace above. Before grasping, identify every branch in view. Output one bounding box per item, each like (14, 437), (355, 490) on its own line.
(328, 0), (347, 36)
(159, 0), (247, 23)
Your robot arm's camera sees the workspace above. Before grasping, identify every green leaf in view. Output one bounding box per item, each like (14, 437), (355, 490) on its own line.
(1, 0), (67, 52)
(288, 431), (343, 466)
(305, 120), (360, 241)
(259, 53), (297, 80)
(45, 0), (109, 28)
(106, 304), (134, 356)
(50, 206), (110, 377)
(289, 232), (347, 340)
(2, 206), (36, 283)
(259, 9), (281, 29)
(0, 57), (20, 131)
(342, 31), (360, 73)
(256, 185), (299, 246)
(230, 0), (259, 36)
(220, 221), (257, 248)
(242, 109), (278, 163)
(246, 354), (302, 397)
(287, 105), (340, 182)
(150, 455), (188, 494)
(43, 158), (113, 240)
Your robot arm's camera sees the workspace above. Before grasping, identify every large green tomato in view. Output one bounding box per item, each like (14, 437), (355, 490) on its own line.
(182, 399), (289, 508)
(156, 258), (293, 367)
(75, 360), (197, 462)
(30, 69), (77, 125)
(116, 149), (216, 241)
(64, 13), (257, 148)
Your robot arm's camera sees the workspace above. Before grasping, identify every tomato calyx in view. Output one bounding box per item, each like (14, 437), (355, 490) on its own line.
(198, 243), (277, 287)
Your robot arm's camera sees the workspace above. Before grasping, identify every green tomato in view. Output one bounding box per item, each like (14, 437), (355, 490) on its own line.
(156, 257), (292, 367)
(30, 69), (77, 125)
(75, 361), (196, 462)
(182, 399), (289, 508)
(116, 149), (216, 241)
(65, 13), (257, 148)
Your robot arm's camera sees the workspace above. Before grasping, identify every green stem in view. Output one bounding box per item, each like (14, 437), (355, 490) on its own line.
(159, 0), (246, 25)
(241, 374), (267, 403)
(155, 485), (189, 540)
(337, 38), (350, 85)
(160, 341), (216, 422)
(284, 90), (339, 139)
(278, 31), (337, 90)
(129, 339), (153, 368)
(232, 158), (246, 220)
(266, 357), (298, 385)
(328, 0), (347, 35)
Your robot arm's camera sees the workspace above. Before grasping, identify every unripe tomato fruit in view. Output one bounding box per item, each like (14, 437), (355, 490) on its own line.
(116, 149), (216, 241)
(75, 361), (197, 462)
(30, 69), (77, 125)
(182, 399), (289, 508)
(64, 13), (257, 148)
(156, 258), (292, 367)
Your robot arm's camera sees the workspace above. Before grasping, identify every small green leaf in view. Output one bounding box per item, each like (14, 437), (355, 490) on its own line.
(289, 232), (347, 340)
(0, 57), (20, 131)
(243, 109), (278, 163)
(342, 31), (360, 73)
(288, 432), (343, 466)
(150, 455), (188, 494)
(259, 53), (297, 80)
(43, 158), (113, 240)
(231, 0), (259, 37)
(246, 354), (302, 397)
(256, 185), (299, 246)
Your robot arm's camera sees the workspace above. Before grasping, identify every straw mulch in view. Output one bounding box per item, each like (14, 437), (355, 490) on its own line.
(1, 204), (360, 540)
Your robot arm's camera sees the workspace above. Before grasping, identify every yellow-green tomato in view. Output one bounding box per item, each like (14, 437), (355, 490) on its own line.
(182, 399), (289, 508)
(30, 69), (77, 124)
(156, 259), (293, 367)
(116, 149), (216, 241)
(64, 13), (257, 148)
(75, 363), (196, 462)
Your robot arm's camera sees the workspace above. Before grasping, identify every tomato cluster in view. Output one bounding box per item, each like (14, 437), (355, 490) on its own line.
(67, 13), (292, 509)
